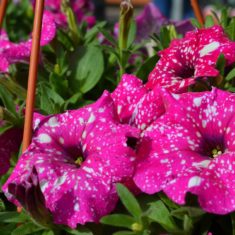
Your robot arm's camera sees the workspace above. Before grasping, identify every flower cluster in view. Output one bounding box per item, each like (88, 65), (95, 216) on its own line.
(32, 0), (95, 27)
(0, 11), (56, 73)
(3, 16), (235, 232)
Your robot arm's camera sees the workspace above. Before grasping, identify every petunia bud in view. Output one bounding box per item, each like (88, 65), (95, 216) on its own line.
(62, 0), (82, 44)
(118, 0), (133, 51)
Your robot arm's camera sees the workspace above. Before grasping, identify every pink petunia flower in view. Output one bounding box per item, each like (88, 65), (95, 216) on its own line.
(134, 88), (235, 215)
(0, 11), (56, 73)
(135, 3), (193, 42)
(111, 74), (165, 130)
(3, 91), (139, 228)
(33, 0), (95, 27)
(146, 25), (235, 93)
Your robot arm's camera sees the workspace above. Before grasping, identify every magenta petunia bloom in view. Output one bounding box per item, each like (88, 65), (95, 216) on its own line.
(0, 11), (56, 73)
(33, 0), (95, 27)
(3, 91), (139, 228)
(134, 88), (235, 214)
(135, 3), (193, 42)
(111, 74), (165, 130)
(147, 25), (235, 93)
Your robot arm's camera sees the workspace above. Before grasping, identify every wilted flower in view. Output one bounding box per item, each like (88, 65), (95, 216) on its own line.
(0, 124), (22, 175)
(135, 3), (193, 42)
(111, 74), (165, 130)
(0, 11), (56, 73)
(114, 3), (193, 43)
(134, 88), (235, 214)
(147, 25), (235, 93)
(3, 91), (139, 228)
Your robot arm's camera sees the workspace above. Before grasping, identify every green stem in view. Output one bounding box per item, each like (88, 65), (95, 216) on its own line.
(0, 78), (26, 100)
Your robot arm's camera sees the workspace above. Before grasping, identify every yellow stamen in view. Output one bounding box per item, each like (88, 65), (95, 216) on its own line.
(211, 147), (222, 158)
(75, 156), (83, 166)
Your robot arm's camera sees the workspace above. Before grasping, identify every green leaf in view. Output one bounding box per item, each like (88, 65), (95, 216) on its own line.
(225, 67), (235, 81)
(112, 232), (135, 235)
(205, 15), (215, 28)
(0, 223), (16, 235)
(85, 21), (106, 44)
(63, 93), (83, 110)
(158, 193), (180, 209)
(171, 207), (205, 220)
(159, 27), (171, 49)
(64, 226), (93, 235)
(136, 55), (158, 81)
(190, 18), (201, 28)
(226, 18), (235, 41)
(147, 201), (179, 232)
(0, 123), (13, 134)
(101, 214), (136, 229)
(41, 230), (54, 235)
(0, 198), (5, 212)
(57, 30), (74, 51)
(127, 20), (136, 48)
(38, 83), (64, 114)
(220, 8), (229, 28)
(98, 27), (117, 46)
(0, 211), (29, 223)
(216, 53), (226, 76)
(0, 85), (16, 115)
(11, 222), (43, 235)
(116, 184), (142, 218)
(228, 87), (235, 92)
(183, 214), (193, 233)
(69, 46), (104, 93)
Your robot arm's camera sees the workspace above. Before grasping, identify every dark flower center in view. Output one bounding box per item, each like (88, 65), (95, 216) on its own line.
(127, 137), (138, 150)
(200, 137), (225, 159)
(177, 66), (195, 79)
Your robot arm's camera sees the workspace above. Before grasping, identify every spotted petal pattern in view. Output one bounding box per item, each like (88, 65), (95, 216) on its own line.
(147, 26), (235, 93)
(3, 91), (139, 228)
(111, 74), (165, 130)
(134, 88), (235, 214)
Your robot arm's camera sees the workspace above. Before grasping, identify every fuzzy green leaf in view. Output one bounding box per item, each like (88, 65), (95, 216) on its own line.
(11, 222), (43, 235)
(64, 227), (93, 235)
(69, 46), (104, 93)
(147, 201), (179, 232)
(101, 214), (136, 229)
(226, 67), (235, 82)
(171, 207), (205, 220)
(205, 15), (215, 28)
(0, 211), (29, 223)
(136, 55), (158, 81)
(116, 184), (142, 218)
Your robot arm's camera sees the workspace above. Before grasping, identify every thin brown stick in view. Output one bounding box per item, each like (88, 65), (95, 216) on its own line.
(190, 0), (204, 27)
(0, 0), (8, 29)
(22, 0), (45, 152)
